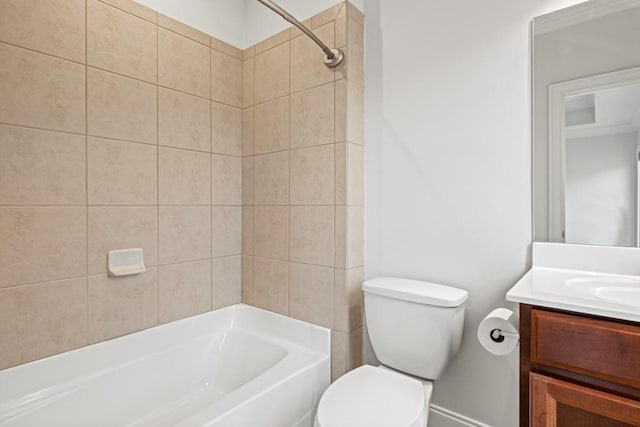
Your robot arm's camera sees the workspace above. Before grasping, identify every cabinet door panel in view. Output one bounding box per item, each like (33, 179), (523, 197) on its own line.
(530, 373), (640, 427)
(531, 310), (640, 388)
(557, 404), (634, 427)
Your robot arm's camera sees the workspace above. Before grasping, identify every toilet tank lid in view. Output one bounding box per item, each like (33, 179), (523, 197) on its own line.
(363, 277), (468, 307)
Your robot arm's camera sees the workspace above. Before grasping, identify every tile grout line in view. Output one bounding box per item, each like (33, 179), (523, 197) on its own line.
(210, 43), (214, 311)
(156, 15), (160, 325)
(251, 255), (342, 271)
(158, 24), (211, 50)
(333, 11), (338, 334)
(255, 79), (337, 108)
(95, 0), (157, 25)
(98, 0), (243, 59)
(331, 8), (349, 362)
(85, 62), (242, 110)
(251, 44), (257, 306)
(0, 120), (280, 153)
(0, 122), (86, 137)
(0, 40), (85, 67)
(85, 0), (90, 344)
(0, 204), (251, 208)
(1, 275), (97, 292)
(288, 36), (292, 317)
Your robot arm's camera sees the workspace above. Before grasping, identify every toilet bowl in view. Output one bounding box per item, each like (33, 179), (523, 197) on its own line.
(314, 277), (468, 427)
(314, 365), (432, 427)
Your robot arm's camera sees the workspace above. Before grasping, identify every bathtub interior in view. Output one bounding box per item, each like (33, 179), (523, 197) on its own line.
(0, 304), (330, 427)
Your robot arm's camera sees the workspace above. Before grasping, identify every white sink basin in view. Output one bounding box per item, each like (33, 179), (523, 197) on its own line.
(507, 267), (640, 322)
(592, 286), (640, 306)
(566, 277), (640, 306)
(566, 276), (640, 288)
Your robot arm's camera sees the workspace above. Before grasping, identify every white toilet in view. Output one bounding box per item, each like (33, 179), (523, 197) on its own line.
(315, 277), (469, 427)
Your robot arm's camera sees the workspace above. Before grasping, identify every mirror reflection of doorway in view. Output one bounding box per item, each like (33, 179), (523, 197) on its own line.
(563, 82), (640, 247)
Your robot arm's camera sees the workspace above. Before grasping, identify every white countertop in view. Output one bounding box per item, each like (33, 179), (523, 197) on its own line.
(506, 266), (640, 323)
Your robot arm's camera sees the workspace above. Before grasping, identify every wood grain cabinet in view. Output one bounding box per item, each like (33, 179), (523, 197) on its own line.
(520, 305), (640, 427)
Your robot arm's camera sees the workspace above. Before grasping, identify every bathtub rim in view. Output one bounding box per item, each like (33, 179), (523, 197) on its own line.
(0, 304), (331, 405)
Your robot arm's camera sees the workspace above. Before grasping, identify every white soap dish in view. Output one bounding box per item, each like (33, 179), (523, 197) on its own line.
(108, 248), (146, 277)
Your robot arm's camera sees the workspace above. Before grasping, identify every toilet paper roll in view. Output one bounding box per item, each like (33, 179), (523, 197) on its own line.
(477, 308), (519, 356)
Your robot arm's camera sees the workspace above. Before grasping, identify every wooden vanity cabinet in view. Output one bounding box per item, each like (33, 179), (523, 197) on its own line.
(520, 304), (640, 427)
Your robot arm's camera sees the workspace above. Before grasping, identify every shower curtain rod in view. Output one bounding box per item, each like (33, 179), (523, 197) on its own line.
(256, 0), (344, 68)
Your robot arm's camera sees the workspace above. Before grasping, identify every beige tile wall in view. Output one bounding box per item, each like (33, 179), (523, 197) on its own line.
(242, 2), (365, 381)
(0, 0), (364, 377)
(0, 0), (243, 370)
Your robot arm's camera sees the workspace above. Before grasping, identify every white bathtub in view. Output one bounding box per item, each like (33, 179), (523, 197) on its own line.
(0, 304), (330, 426)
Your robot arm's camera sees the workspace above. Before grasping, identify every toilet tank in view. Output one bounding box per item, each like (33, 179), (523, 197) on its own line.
(363, 277), (468, 380)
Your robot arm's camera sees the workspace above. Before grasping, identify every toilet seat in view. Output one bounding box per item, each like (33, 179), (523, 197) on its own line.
(315, 365), (431, 427)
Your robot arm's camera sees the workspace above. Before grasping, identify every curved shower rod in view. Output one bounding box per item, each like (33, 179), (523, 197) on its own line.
(257, 0), (344, 68)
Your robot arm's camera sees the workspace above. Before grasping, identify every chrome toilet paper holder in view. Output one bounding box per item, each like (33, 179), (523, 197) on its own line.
(489, 328), (520, 343)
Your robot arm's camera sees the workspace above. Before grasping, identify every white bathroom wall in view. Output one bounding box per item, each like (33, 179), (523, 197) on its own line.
(362, 1), (585, 426)
(243, 0), (363, 47)
(566, 132), (639, 247)
(133, 0), (244, 47)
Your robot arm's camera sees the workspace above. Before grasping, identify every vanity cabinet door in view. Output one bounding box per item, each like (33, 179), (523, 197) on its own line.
(530, 373), (640, 427)
(531, 309), (640, 388)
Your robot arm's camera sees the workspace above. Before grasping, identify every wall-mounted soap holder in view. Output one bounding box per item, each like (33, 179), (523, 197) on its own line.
(108, 248), (146, 277)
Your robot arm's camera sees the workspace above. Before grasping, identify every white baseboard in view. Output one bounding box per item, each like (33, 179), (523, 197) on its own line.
(429, 405), (493, 427)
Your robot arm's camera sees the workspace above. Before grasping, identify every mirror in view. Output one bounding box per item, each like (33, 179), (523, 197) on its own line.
(533, 0), (640, 246)
(552, 75), (640, 247)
